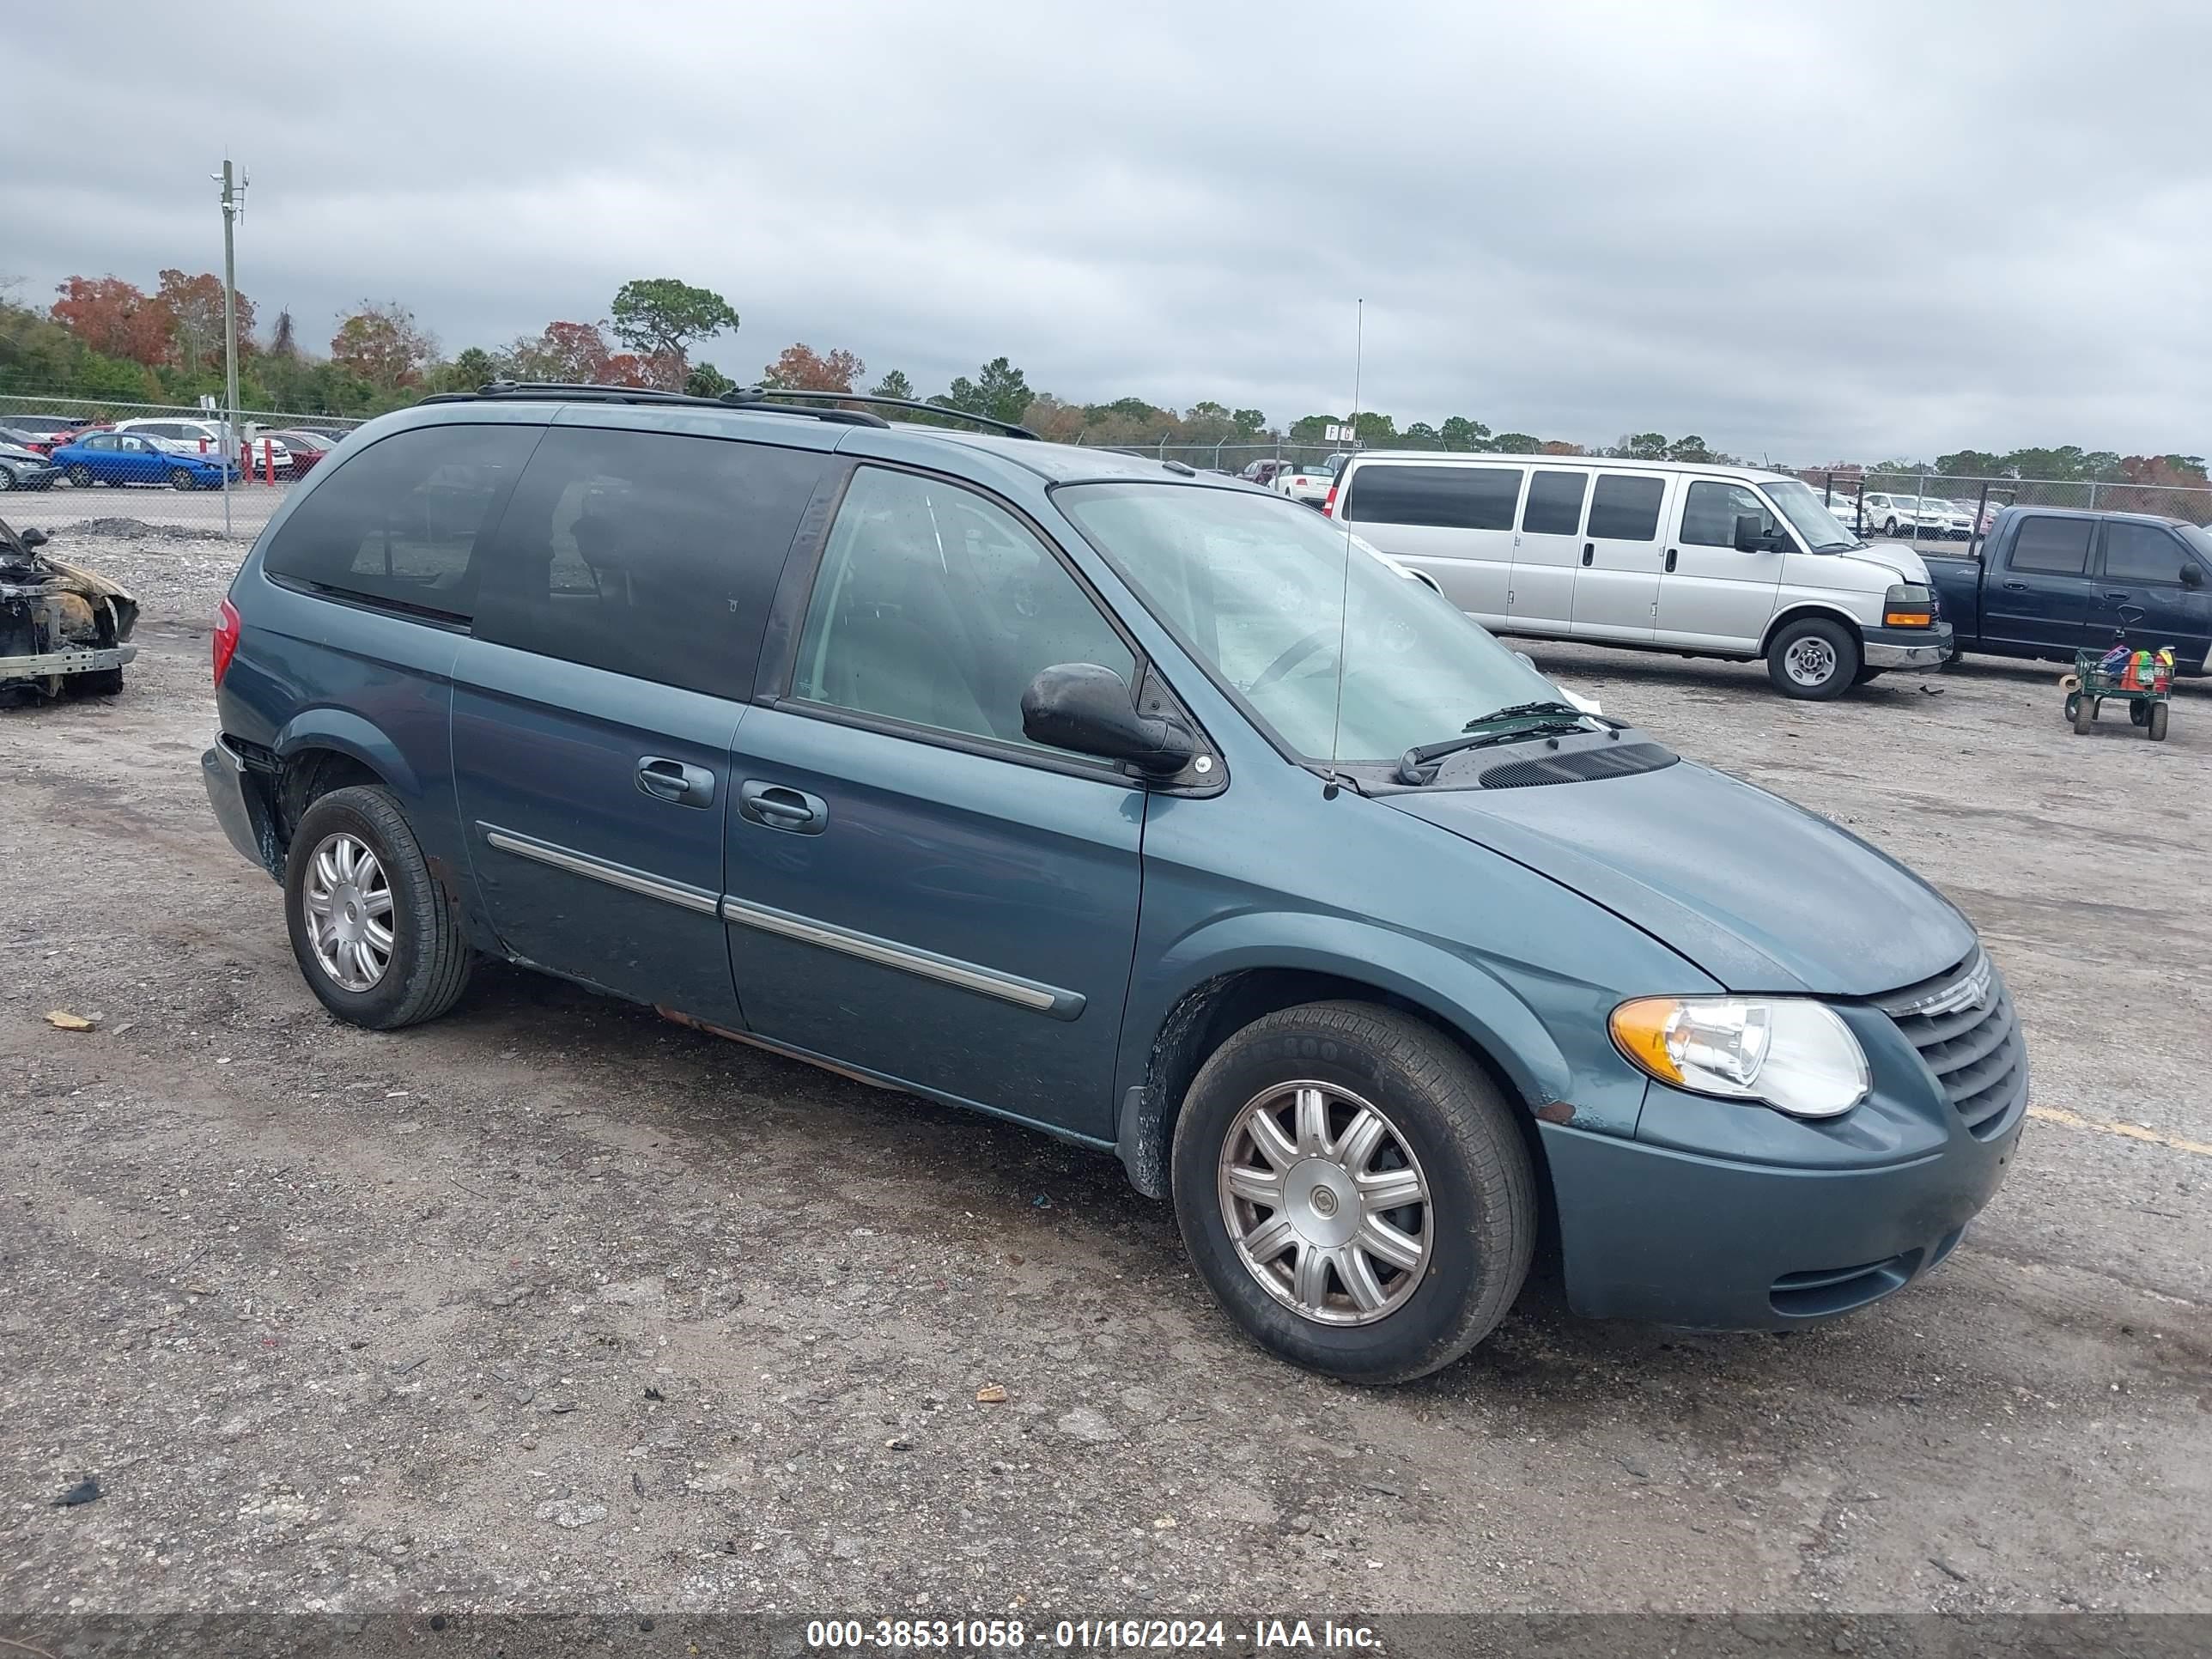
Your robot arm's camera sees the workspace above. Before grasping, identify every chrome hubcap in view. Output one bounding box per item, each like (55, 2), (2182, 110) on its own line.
(302, 832), (393, 992)
(1217, 1081), (1432, 1327)
(1785, 637), (1838, 685)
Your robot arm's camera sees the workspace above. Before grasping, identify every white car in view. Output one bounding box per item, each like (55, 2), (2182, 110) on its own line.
(112, 419), (291, 477)
(1916, 499), (1974, 539)
(1272, 462), (1334, 507)
(1860, 491), (1944, 539)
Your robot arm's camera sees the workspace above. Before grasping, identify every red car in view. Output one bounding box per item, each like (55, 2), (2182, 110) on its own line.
(2, 417), (106, 456)
(262, 429), (337, 475)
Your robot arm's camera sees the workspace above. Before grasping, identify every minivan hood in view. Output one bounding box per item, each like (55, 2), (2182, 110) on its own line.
(1388, 757), (1974, 996)
(1837, 544), (1929, 583)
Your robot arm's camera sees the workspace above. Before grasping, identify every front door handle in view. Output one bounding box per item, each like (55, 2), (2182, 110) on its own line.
(739, 780), (828, 835)
(2102, 590), (2130, 602)
(1581, 542), (1595, 567)
(636, 757), (715, 807)
(1664, 547), (1678, 573)
(2001, 579), (2028, 591)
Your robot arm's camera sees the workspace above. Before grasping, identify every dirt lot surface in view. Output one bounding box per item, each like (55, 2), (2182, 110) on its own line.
(3, 521), (2208, 1620)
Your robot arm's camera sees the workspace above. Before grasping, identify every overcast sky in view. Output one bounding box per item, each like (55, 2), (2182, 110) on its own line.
(12, 1), (2209, 461)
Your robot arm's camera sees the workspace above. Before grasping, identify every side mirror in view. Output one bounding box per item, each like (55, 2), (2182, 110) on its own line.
(1733, 514), (1787, 554)
(2182, 562), (2205, 589)
(1022, 664), (1195, 779)
(20, 527), (47, 549)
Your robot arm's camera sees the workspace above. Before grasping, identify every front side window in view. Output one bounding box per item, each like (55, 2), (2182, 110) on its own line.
(2101, 521), (2189, 585)
(792, 466), (1135, 754)
(2012, 516), (2093, 575)
(261, 423), (539, 621)
(1060, 483), (1559, 765)
(1680, 481), (1775, 547)
(473, 426), (829, 699)
(1343, 464), (1522, 531)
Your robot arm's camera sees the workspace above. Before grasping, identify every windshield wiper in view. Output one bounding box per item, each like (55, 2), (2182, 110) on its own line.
(1395, 717), (1592, 784)
(1460, 699), (1589, 732)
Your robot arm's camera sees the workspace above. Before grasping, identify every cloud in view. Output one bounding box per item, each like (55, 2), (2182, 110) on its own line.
(9, 0), (2209, 459)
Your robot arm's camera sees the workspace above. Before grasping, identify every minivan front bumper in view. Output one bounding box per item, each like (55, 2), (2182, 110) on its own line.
(1539, 1101), (2022, 1330)
(1863, 621), (1954, 669)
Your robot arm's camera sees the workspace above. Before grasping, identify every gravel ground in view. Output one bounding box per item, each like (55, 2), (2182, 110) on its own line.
(3, 521), (2208, 1621)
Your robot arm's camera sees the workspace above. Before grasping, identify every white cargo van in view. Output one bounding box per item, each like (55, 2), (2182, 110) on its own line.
(1325, 454), (1954, 697)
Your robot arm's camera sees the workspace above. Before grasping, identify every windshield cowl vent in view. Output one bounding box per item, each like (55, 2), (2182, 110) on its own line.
(1477, 742), (1678, 790)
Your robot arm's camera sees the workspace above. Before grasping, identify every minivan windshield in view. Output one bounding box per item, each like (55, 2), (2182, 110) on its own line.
(1057, 483), (1560, 765)
(1764, 478), (1862, 550)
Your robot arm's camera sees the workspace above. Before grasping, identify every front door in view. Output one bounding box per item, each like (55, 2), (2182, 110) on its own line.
(1571, 471), (1671, 641)
(1984, 514), (2100, 655)
(1657, 478), (1787, 649)
(724, 464), (1146, 1139)
(1505, 467), (1588, 635)
(451, 422), (836, 1023)
(2095, 519), (2212, 671)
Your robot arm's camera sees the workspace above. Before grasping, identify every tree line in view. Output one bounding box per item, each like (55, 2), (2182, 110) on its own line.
(3, 269), (2202, 487)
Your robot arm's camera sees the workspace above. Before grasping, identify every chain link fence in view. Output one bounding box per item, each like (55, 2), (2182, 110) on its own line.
(0, 392), (367, 537)
(1800, 468), (2212, 554)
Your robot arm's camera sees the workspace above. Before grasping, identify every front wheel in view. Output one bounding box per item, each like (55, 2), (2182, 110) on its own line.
(168, 466), (196, 490)
(66, 464), (93, 488)
(1883, 516), (1900, 538)
(284, 785), (473, 1030)
(1766, 616), (1861, 700)
(1170, 1001), (1536, 1384)
(2148, 702), (2169, 741)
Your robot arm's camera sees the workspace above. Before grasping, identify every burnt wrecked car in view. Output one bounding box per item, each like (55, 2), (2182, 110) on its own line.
(0, 517), (139, 702)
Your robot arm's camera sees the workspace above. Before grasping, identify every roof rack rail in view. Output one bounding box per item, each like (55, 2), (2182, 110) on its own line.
(724, 385), (1039, 441)
(418, 380), (890, 428)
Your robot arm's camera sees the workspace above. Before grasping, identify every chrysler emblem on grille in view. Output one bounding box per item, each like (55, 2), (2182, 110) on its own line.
(1911, 957), (1993, 1018)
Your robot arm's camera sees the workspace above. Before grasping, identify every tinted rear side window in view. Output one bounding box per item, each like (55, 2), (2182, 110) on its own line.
(1520, 470), (1589, 535)
(1343, 465), (1522, 530)
(471, 425), (829, 700)
(2011, 516), (2093, 575)
(2100, 521), (2189, 584)
(1588, 474), (1664, 540)
(262, 423), (538, 620)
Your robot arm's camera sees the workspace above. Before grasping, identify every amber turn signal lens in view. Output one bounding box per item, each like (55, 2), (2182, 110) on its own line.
(1608, 997), (1686, 1085)
(1884, 611), (1932, 627)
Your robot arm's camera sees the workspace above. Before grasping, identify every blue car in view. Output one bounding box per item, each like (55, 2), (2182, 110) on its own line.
(53, 430), (238, 489)
(199, 384), (2027, 1383)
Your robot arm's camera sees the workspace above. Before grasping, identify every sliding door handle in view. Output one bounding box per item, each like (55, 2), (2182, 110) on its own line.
(636, 757), (715, 807)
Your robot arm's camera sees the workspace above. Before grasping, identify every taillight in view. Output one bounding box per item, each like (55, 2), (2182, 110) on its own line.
(212, 597), (240, 686)
(1322, 484), (1338, 516)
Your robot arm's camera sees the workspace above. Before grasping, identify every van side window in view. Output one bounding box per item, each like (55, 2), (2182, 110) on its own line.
(1588, 474), (1665, 540)
(2011, 516), (2093, 576)
(1680, 481), (1776, 547)
(791, 466), (1134, 755)
(472, 427), (827, 701)
(2100, 521), (2189, 585)
(262, 424), (538, 622)
(1343, 465), (1522, 531)
(1520, 471), (1588, 536)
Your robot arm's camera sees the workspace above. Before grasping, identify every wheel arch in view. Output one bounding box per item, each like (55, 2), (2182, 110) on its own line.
(1115, 933), (1571, 1204)
(1759, 602), (1866, 658)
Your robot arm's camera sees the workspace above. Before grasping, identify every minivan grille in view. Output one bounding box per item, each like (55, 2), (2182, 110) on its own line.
(1477, 742), (1677, 790)
(1876, 951), (2026, 1139)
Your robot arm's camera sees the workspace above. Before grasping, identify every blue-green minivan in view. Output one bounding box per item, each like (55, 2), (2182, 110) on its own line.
(203, 384), (2026, 1382)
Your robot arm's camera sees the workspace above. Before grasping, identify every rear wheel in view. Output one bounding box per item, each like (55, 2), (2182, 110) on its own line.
(1170, 1000), (1536, 1384)
(2148, 702), (2169, 741)
(2074, 695), (2095, 735)
(1766, 616), (1860, 700)
(284, 785), (472, 1030)
(2130, 701), (2148, 726)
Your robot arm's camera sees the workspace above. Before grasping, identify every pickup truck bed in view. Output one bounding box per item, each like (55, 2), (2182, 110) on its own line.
(1925, 506), (2211, 672)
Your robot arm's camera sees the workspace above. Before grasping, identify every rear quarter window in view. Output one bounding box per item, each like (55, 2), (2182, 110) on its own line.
(1343, 464), (1522, 531)
(260, 424), (540, 621)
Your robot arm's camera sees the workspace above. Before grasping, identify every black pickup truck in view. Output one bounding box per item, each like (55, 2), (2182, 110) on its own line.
(1924, 507), (2212, 672)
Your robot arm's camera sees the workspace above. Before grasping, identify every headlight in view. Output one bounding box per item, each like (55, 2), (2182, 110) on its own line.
(1610, 996), (1869, 1118)
(1884, 582), (1933, 628)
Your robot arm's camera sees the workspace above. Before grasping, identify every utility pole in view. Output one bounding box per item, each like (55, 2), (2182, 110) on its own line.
(216, 160), (246, 536)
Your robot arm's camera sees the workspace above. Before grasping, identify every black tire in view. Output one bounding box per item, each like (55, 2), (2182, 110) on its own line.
(2064, 693), (2081, 724)
(2148, 702), (2169, 741)
(1882, 516), (1900, 538)
(168, 466), (195, 490)
(66, 464), (93, 488)
(1765, 616), (1861, 700)
(68, 667), (125, 696)
(2073, 694), (2095, 735)
(0, 469), (15, 491)
(1170, 1000), (1536, 1384)
(2130, 700), (2148, 726)
(283, 784), (472, 1030)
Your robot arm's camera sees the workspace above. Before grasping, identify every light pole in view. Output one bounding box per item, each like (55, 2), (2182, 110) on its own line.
(216, 159), (246, 534)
